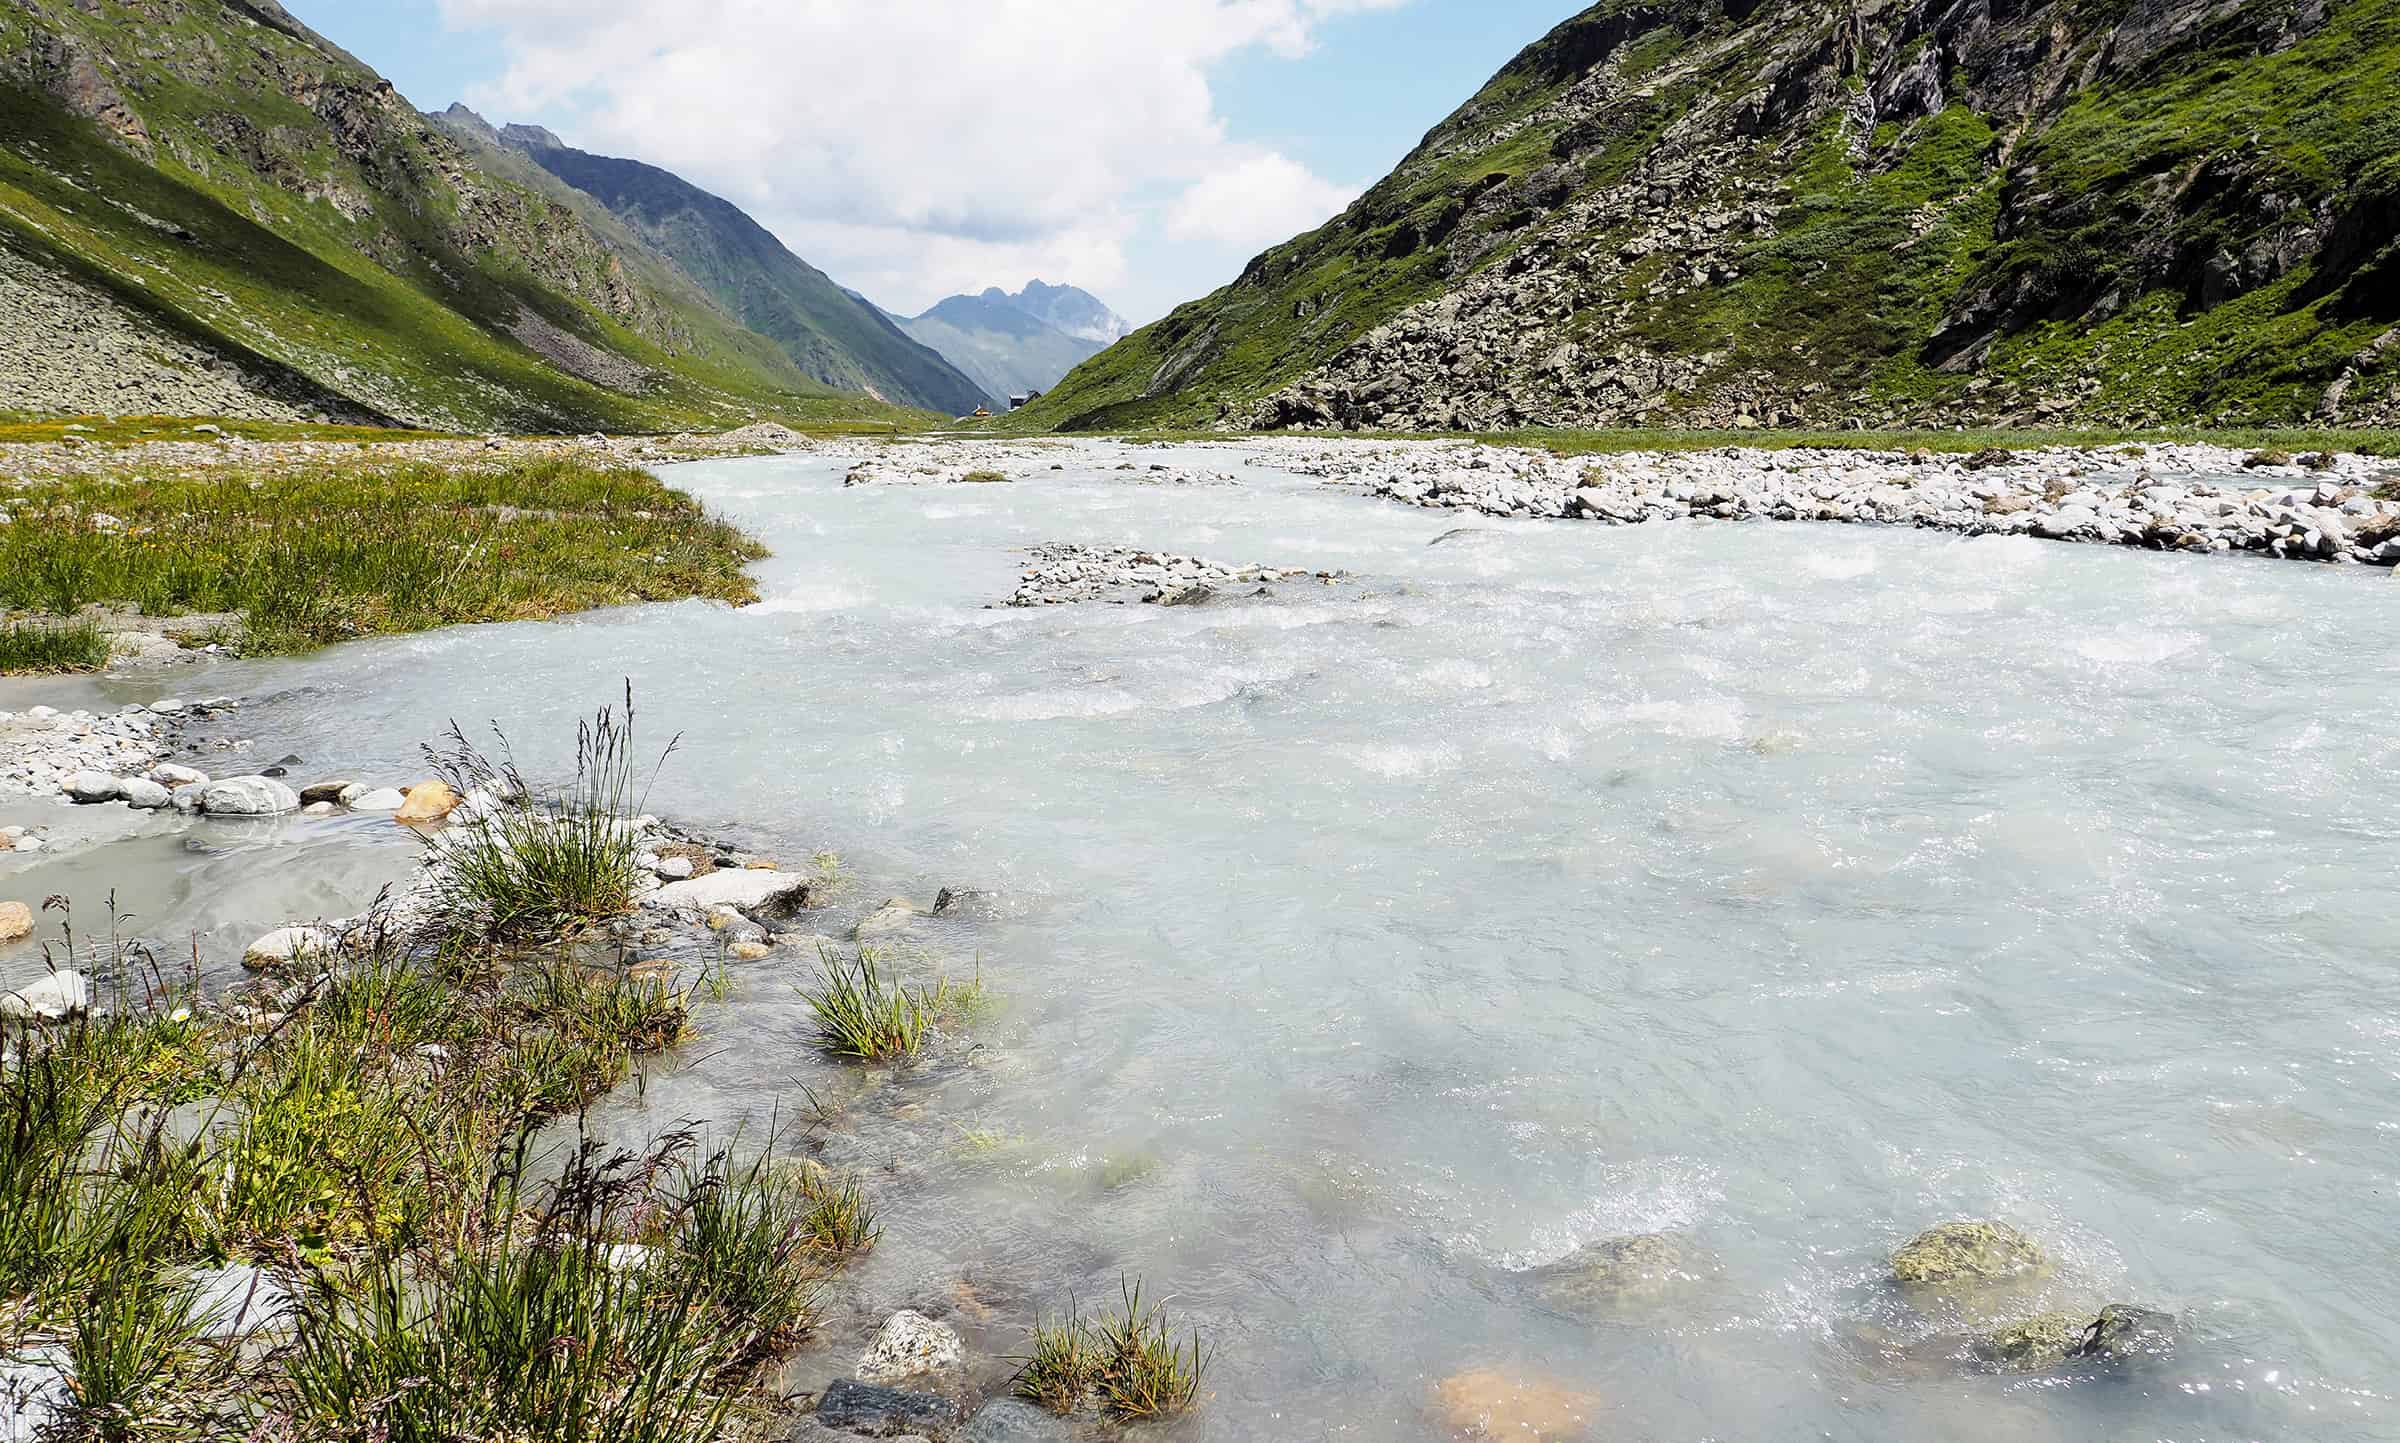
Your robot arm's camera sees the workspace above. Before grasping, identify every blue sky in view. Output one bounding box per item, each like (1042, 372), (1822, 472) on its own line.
(286, 0), (1575, 322)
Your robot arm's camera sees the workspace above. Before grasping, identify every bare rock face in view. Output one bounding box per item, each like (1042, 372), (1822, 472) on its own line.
(24, 30), (154, 156)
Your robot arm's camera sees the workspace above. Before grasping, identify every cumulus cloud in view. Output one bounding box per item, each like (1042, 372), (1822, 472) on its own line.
(1166, 150), (1359, 253)
(437, 0), (1398, 319)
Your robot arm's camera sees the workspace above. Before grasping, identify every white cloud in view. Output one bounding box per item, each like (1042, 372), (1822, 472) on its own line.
(1166, 150), (1358, 254)
(437, 0), (1401, 320)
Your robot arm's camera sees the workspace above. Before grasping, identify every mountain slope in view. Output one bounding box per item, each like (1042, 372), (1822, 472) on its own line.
(895, 289), (1109, 401)
(467, 120), (992, 415)
(0, 0), (913, 431)
(1027, 0), (2400, 433)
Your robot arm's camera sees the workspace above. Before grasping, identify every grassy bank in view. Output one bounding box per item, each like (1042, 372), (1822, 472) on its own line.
(0, 697), (879, 1439)
(0, 454), (767, 662)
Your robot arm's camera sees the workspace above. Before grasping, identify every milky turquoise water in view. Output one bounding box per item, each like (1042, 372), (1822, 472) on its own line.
(7, 442), (2399, 1440)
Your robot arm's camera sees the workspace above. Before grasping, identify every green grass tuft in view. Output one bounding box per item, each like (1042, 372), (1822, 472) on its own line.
(1012, 1277), (1209, 1421)
(0, 620), (109, 675)
(798, 948), (940, 1062)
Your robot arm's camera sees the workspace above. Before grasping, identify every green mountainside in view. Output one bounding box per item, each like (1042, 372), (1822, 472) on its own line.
(0, 0), (921, 431)
(452, 113), (993, 416)
(1027, 0), (2400, 434)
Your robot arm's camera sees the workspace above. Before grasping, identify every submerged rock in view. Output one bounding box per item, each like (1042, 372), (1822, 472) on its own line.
(1891, 1221), (2048, 1288)
(855, 1309), (964, 1384)
(1975, 1313), (2085, 1373)
(961, 1397), (1077, 1441)
(2075, 1303), (2176, 1363)
(1530, 1232), (1695, 1309)
(1434, 1367), (1600, 1441)
(854, 898), (918, 940)
(813, 1377), (960, 1437)
(347, 787), (406, 813)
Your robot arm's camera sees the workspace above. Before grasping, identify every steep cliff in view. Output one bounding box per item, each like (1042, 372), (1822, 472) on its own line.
(1027, 0), (2400, 434)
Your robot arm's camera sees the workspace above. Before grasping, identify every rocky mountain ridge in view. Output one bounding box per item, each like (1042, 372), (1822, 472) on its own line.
(895, 282), (1129, 403)
(1026, 0), (2400, 434)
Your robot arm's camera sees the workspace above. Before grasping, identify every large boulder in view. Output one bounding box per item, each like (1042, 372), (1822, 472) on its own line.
(61, 771), (121, 804)
(1891, 1221), (2047, 1288)
(0, 902), (32, 944)
(200, 777), (301, 816)
(645, 869), (812, 921)
(855, 1309), (963, 1384)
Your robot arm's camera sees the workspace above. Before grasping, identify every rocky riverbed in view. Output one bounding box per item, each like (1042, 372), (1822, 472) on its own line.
(1271, 438), (2400, 566)
(1004, 543), (1346, 608)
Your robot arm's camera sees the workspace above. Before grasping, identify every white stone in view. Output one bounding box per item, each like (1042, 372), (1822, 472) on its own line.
(149, 763), (208, 787)
(119, 777), (173, 810)
(0, 1347), (71, 1443)
(200, 776), (301, 816)
(61, 771), (121, 804)
(0, 970), (90, 1022)
(188, 1264), (292, 1340)
(855, 1310), (964, 1384)
(644, 868), (811, 915)
(654, 855), (695, 880)
(243, 927), (336, 970)
(150, 698), (187, 716)
(346, 788), (406, 812)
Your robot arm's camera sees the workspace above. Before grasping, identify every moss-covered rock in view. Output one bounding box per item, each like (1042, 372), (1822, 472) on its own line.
(1890, 1221), (2047, 1289)
(1975, 1313), (2085, 1373)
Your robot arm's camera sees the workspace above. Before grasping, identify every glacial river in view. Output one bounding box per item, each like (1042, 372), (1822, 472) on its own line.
(6, 440), (2399, 1441)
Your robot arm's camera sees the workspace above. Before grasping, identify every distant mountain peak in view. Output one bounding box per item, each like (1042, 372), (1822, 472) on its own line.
(500, 123), (566, 152)
(896, 282), (1127, 403)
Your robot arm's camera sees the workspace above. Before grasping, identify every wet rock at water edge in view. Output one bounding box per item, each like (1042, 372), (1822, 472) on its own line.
(62, 770), (121, 804)
(1891, 1221), (2048, 1288)
(200, 776), (302, 816)
(347, 787), (406, 812)
(811, 1376), (960, 1437)
(299, 779), (355, 806)
(855, 1309), (964, 1384)
(961, 1396), (1078, 1441)
(394, 779), (461, 823)
(243, 926), (337, 971)
(854, 898), (918, 939)
(0, 902), (33, 943)
(932, 886), (1001, 921)
(647, 868), (813, 921)
(1529, 1232), (1697, 1310)
(119, 777), (172, 809)
(2075, 1304), (2176, 1363)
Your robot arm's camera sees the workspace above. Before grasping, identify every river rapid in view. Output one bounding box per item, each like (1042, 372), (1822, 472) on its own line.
(5, 438), (2398, 1441)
